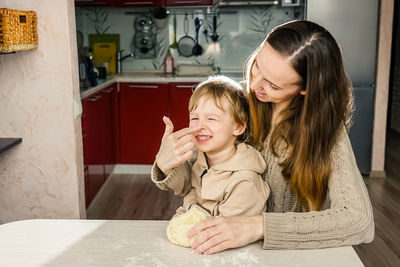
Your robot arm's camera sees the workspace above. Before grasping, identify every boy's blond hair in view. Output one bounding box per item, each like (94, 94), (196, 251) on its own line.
(188, 75), (250, 144)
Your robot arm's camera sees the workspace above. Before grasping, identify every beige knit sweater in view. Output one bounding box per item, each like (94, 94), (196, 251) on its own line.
(152, 128), (374, 249)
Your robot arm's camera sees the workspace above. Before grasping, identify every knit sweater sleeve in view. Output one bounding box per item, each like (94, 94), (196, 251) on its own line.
(151, 161), (193, 196)
(262, 130), (375, 249)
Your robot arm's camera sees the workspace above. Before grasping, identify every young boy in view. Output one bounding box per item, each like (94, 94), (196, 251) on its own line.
(152, 76), (270, 220)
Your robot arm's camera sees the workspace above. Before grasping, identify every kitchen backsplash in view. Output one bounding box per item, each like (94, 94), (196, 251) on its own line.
(75, 6), (304, 73)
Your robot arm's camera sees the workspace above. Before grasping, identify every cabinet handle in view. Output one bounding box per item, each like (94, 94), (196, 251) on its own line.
(173, 1), (204, 3)
(128, 85), (159, 89)
(75, 0), (108, 4)
(122, 1), (153, 5)
(87, 94), (102, 102)
(102, 87), (114, 93)
(176, 85), (196, 89)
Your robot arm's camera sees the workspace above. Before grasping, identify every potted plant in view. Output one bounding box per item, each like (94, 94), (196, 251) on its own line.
(152, 7), (169, 29)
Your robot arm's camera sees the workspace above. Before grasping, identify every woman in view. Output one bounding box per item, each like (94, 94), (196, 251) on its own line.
(153, 20), (374, 254)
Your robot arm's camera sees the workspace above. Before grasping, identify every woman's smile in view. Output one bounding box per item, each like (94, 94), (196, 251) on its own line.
(254, 89), (267, 99)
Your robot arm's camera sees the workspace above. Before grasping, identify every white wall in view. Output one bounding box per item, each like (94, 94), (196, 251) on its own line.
(0, 0), (85, 223)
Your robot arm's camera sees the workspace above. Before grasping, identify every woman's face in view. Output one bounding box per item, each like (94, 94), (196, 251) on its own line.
(250, 42), (305, 110)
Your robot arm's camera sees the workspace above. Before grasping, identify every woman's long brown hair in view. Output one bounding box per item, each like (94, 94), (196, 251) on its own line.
(245, 21), (353, 211)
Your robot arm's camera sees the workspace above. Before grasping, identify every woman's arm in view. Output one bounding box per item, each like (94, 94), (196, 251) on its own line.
(188, 215), (264, 255)
(261, 131), (374, 249)
(187, 130), (374, 253)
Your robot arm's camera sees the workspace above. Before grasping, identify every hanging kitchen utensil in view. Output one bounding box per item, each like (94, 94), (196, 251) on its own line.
(169, 13), (178, 49)
(133, 15), (156, 59)
(203, 25), (209, 44)
(134, 15), (153, 31)
(134, 31), (156, 54)
(210, 15), (220, 43)
(192, 17), (203, 56)
(177, 14), (196, 57)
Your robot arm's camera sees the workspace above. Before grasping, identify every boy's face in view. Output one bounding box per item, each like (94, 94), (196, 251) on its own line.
(189, 96), (244, 156)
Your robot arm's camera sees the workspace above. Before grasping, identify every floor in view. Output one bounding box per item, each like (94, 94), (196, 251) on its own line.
(353, 129), (400, 267)
(87, 129), (400, 267)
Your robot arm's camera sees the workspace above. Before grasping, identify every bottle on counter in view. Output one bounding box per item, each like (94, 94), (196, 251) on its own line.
(87, 49), (98, 86)
(164, 49), (174, 75)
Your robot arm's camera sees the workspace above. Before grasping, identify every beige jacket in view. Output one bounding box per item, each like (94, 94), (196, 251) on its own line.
(152, 143), (270, 217)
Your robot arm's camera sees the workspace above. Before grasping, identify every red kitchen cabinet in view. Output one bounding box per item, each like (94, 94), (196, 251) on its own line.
(115, 0), (164, 7)
(169, 82), (197, 131)
(82, 92), (105, 207)
(119, 83), (169, 164)
(165, 0), (212, 6)
(102, 85), (118, 178)
(75, 0), (115, 7)
(81, 84), (117, 208)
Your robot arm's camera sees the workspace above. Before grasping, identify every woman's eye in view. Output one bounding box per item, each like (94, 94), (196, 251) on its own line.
(190, 117), (198, 121)
(208, 118), (217, 121)
(268, 82), (278, 90)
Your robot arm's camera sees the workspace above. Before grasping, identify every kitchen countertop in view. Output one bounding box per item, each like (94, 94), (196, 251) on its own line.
(80, 72), (245, 99)
(0, 219), (364, 267)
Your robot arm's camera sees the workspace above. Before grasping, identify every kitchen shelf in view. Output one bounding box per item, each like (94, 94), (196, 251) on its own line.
(0, 138), (22, 154)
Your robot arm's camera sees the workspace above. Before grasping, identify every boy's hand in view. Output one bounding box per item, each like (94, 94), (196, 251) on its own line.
(156, 116), (200, 175)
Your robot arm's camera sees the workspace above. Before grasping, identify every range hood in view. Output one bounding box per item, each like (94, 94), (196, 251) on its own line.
(215, 0), (279, 6)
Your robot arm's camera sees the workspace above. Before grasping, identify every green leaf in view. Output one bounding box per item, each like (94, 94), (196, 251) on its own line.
(103, 26), (110, 33)
(103, 12), (109, 23)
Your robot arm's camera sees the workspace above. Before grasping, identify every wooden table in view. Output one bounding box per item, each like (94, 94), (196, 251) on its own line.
(0, 219), (364, 266)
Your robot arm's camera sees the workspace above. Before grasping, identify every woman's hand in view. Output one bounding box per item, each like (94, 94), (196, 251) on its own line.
(156, 116), (200, 175)
(187, 215), (264, 255)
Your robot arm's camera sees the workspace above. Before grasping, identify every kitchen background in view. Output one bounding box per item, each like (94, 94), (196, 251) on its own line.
(75, 0), (379, 176)
(0, 0), (395, 225)
(75, 5), (303, 73)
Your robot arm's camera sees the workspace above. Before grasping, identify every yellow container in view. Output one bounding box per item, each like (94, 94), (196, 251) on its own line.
(0, 8), (38, 53)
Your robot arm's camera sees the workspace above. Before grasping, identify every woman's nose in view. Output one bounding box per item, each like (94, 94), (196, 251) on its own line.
(250, 75), (263, 91)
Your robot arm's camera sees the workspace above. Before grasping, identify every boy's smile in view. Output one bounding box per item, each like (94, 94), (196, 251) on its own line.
(196, 135), (212, 142)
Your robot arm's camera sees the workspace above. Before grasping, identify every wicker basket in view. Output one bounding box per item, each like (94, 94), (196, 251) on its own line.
(0, 8), (38, 53)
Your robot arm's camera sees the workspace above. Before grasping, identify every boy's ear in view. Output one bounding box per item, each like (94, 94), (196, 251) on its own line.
(233, 123), (246, 136)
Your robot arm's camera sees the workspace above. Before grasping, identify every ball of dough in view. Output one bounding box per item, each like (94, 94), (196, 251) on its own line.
(166, 205), (212, 247)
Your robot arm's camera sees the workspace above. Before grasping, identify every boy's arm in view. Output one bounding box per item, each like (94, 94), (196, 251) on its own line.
(151, 160), (194, 196)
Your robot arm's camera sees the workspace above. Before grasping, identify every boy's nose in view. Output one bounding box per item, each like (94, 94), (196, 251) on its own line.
(197, 118), (209, 130)
(190, 119), (206, 130)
